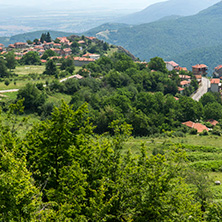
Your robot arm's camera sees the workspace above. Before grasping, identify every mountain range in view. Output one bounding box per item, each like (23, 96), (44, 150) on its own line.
(115, 0), (220, 24)
(84, 1), (222, 73)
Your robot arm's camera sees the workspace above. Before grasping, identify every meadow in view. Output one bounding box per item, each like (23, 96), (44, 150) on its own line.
(125, 135), (222, 201)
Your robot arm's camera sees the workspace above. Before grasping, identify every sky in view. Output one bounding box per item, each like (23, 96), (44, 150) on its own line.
(0, 0), (167, 11)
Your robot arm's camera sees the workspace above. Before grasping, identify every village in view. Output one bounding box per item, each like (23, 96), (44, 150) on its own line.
(0, 35), (101, 67)
(0, 35), (221, 135)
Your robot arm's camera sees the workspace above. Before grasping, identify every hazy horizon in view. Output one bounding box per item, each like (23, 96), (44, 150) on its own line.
(0, 0), (167, 11)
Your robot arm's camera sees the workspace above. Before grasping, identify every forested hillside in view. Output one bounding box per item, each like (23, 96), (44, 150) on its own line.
(84, 1), (222, 71)
(115, 0), (219, 24)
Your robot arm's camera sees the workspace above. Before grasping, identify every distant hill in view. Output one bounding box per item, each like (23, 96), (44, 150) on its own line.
(171, 44), (222, 75)
(84, 1), (222, 70)
(0, 30), (74, 46)
(115, 0), (220, 25)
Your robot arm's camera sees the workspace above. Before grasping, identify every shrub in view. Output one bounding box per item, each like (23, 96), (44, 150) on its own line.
(189, 128), (198, 135)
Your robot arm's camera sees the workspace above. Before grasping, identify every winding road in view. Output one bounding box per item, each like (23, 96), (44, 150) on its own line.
(192, 77), (210, 101)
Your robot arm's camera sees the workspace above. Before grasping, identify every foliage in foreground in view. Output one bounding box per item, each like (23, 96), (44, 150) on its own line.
(0, 101), (221, 221)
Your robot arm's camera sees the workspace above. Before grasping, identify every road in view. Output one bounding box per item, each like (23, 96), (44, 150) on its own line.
(192, 77), (210, 101)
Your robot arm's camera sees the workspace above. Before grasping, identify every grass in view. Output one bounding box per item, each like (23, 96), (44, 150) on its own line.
(46, 93), (72, 106)
(124, 135), (222, 202)
(14, 65), (46, 76)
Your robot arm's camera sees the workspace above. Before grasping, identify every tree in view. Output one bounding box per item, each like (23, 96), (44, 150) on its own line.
(203, 102), (222, 120)
(40, 32), (52, 43)
(0, 57), (9, 78)
(149, 56), (167, 73)
(17, 83), (47, 112)
(44, 59), (57, 76)
(41, 49), (57, 60)
(71, 41), (80, 54)
(60, 57), (75, 74)
(20, 51), (41, 65)
(6, 51), (17, 71)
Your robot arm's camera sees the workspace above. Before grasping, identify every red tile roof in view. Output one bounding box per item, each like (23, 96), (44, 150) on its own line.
(215, 65), (222, 70)
(211, 78), (220, 84)
(174, 97), (179, 101)
(41, 59), (47, 63)
(14, 42), (27, 45)
(206, 119), (219, 126)
(180, 80), (190, 86)
(175, 66), (188, 72)
(78, 40), (85, 44)
(166, 61), (179, 67)
(178, 87), (185, 91)
(179, 75), (191, 79)
(182, 121), (209, 133)
(192, 64), (207, 69)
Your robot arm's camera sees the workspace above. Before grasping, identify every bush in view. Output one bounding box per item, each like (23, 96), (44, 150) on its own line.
(199, 130), (209, 136)
(189, 128), (198, 135)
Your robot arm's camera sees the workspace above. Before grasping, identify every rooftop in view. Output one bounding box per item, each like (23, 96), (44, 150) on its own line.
(192, 64), (208, 69)
(211, 78), (220, 84)
(165, 61), (179, 67)
(182, 121), (209, 133)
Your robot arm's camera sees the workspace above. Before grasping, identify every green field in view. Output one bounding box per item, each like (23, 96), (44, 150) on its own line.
(125, 135), (222, 201)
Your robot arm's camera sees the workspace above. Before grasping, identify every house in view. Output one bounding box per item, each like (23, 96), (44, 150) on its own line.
(83, 53), (100, 60)
(192, 64), (208, 76)
(179, 75), (191, 81)
(178, 87), (185, 94)
(38, 49), (45, 56)
(213, 65), (222, 78)
(57, 37), (70, 45)
(51, 48), (61, 55)
(86, 36), (97, 41)
(14, 42), (27, 49)
(78, 40), (85, 44)
(206, 119), (219, 127)
(175, 66), (188, 72)
(165, 61), (179, 71)
(73, 57), (95, 66)
(195, 75), (202, 84)
(180, 80), (190, 88)
(210, 78), (221, 93)
(182, 121), (209, 133)
(61, 48), (72, 56)
(53, 43), (61, 48)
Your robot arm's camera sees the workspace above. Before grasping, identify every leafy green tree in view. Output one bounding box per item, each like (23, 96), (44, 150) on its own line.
(17, 83), (47, 112)
(5, 51), (17, 71)
(203, 102), (222, 120)
(20, 51), (41, 65)
(4, 79), (10, 86)
(60, 57), (75, 74)
(44, 59), (57, 76)
(41, 49), (57, 60)
(71, 41), (80, 54)
(0, 57), (9, 78)
(149, 56), (167, 73)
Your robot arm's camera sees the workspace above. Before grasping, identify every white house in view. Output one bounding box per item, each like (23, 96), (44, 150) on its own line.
(210, 78), (221, 93)
(165, 61), (179, 71)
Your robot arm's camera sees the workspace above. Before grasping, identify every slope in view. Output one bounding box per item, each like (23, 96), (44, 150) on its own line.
(0, 30), (74, 46)
(115, 0), (219, 25)
(84, 1), (222, 65)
